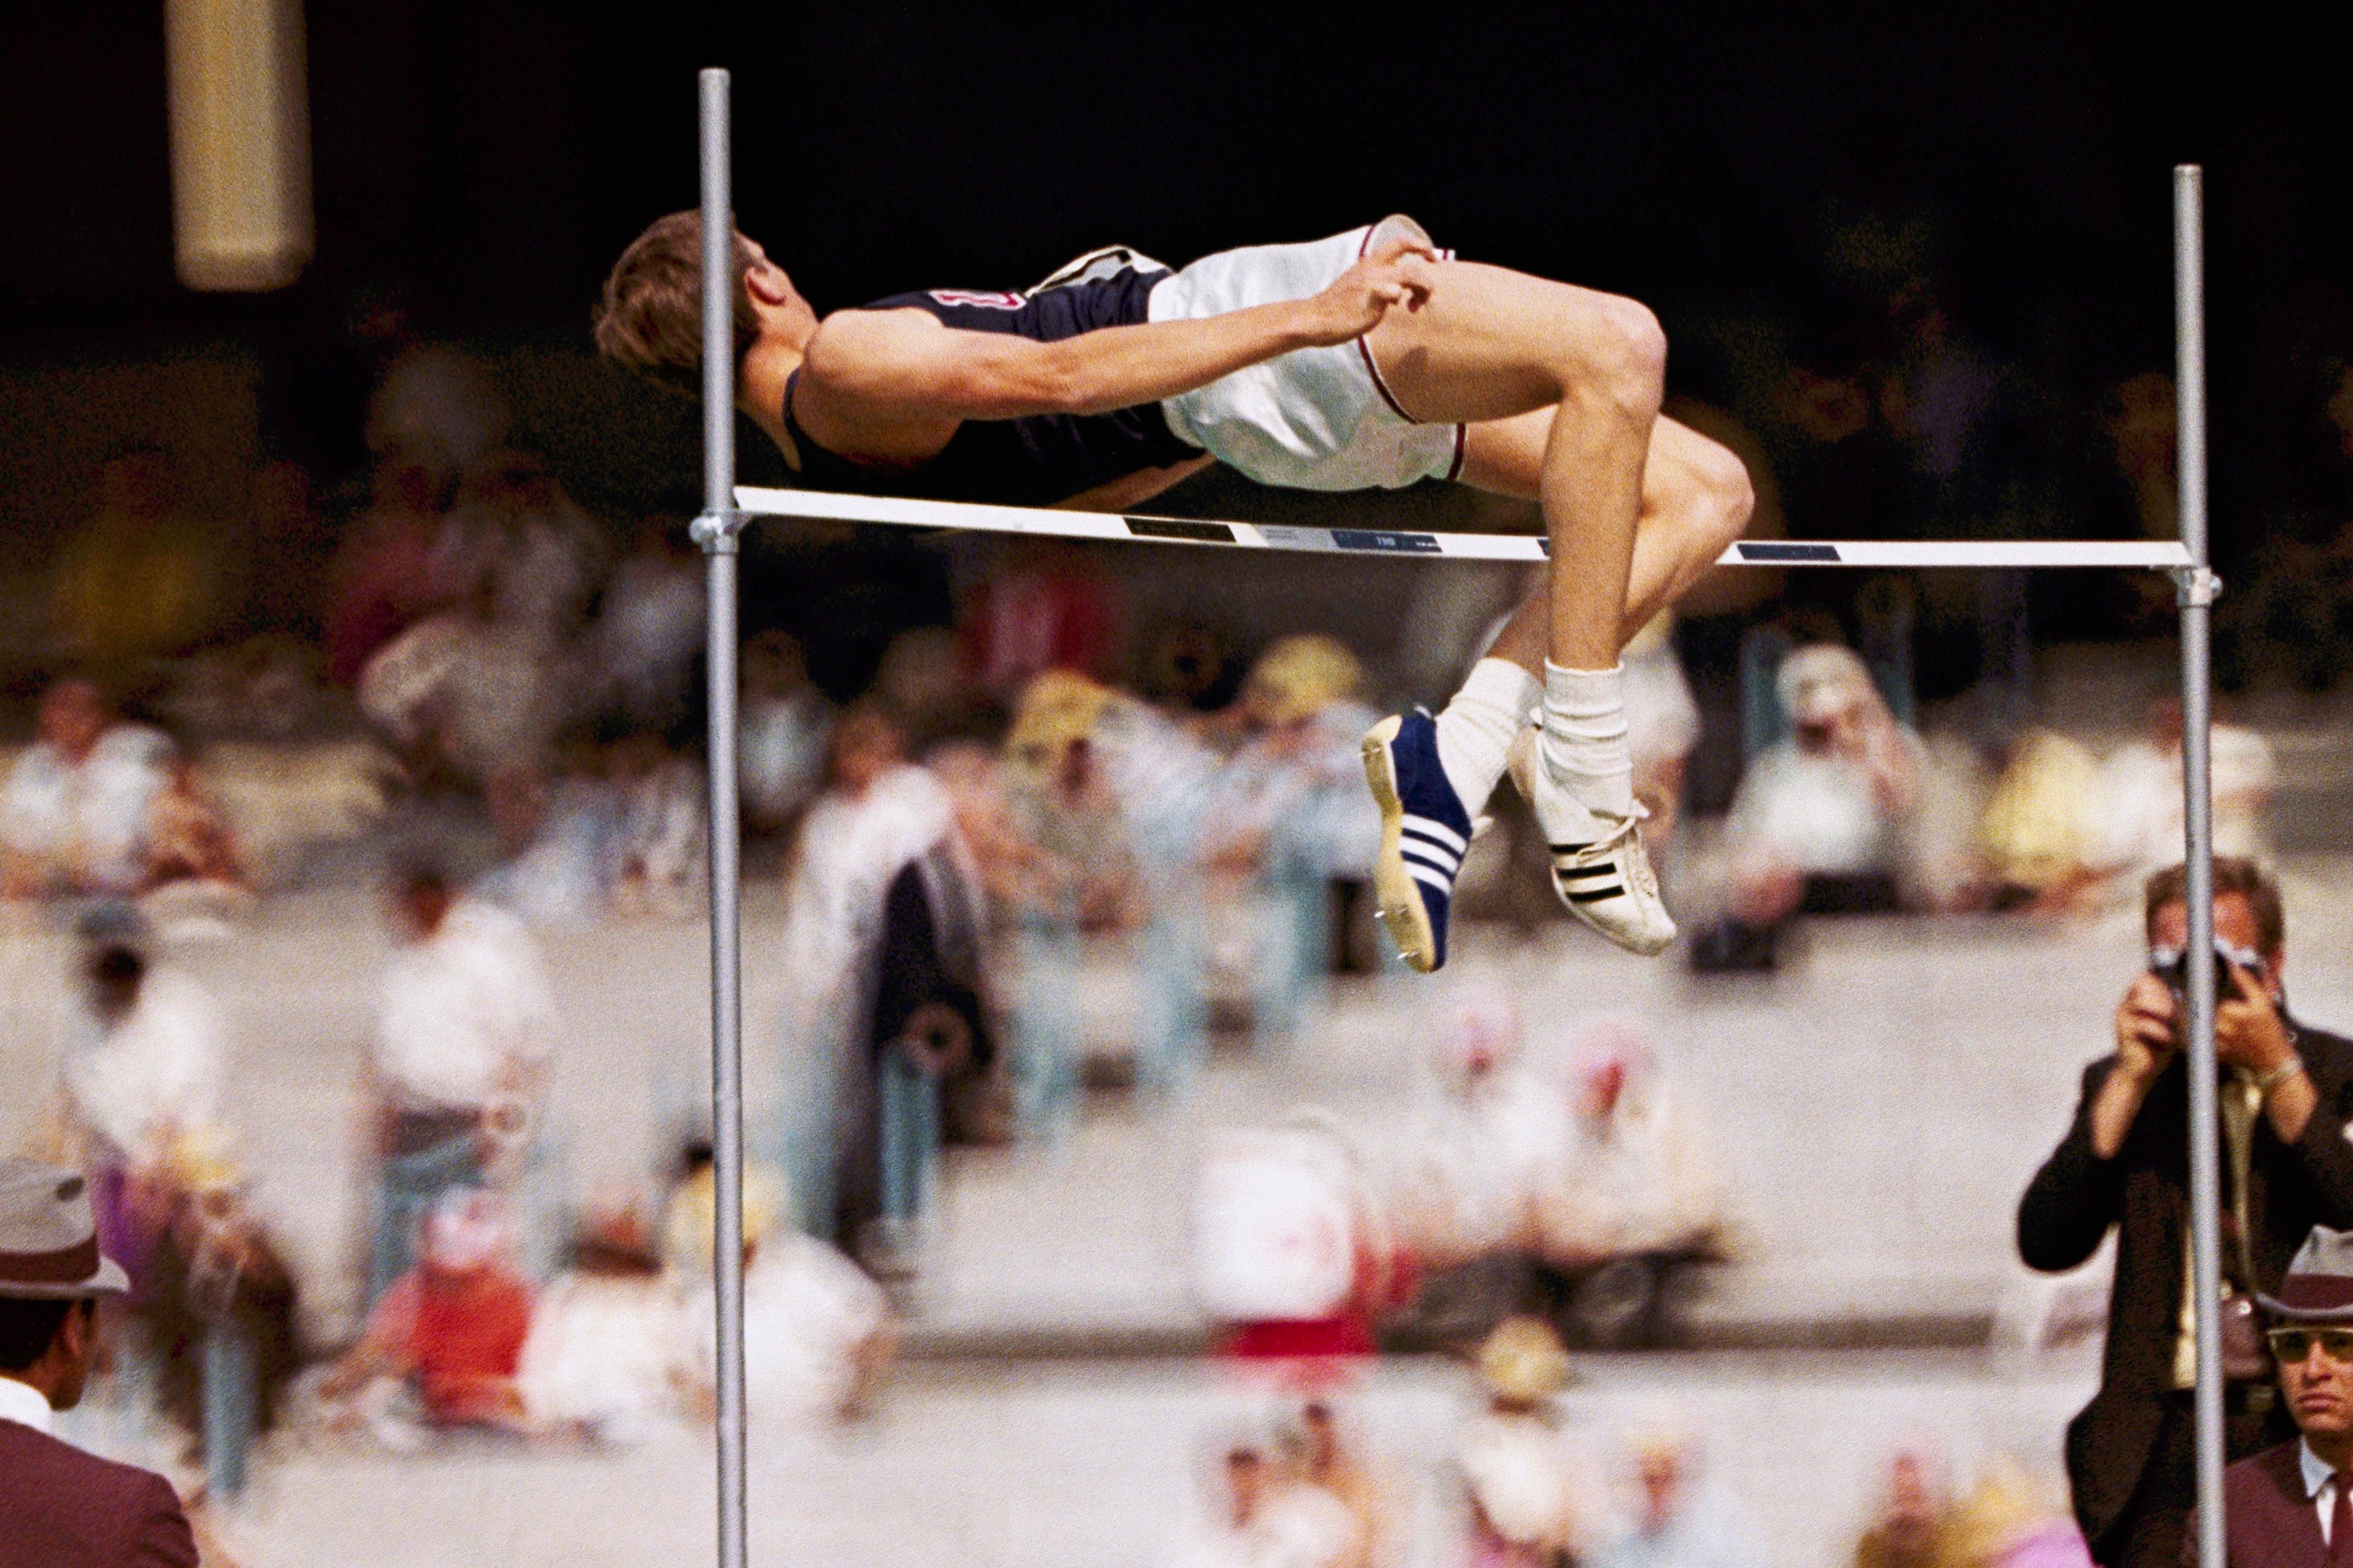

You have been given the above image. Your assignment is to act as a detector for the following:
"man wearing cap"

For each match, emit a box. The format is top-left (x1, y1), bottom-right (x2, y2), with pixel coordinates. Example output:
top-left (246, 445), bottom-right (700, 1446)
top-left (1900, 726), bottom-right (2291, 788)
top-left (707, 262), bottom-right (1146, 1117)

top-left (2019, 859), bottom-right (2353, 1567)
top-left (2193, 1225), bottom-right (2353, 1563)
top-left (0, 1156), bottom-right (199, 1568)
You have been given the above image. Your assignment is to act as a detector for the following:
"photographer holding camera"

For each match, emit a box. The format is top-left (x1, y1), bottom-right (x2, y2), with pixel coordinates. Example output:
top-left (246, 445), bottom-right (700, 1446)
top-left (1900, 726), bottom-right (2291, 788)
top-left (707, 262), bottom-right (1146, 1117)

top-left (2019, 857), bottom-right (2353, 1568)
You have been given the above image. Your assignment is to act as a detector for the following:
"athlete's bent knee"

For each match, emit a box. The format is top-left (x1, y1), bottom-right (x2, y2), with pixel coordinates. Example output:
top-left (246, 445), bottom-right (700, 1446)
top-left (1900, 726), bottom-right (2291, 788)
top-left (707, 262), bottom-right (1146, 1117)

top-left (1698, 443), bottom-right (1755, 550)
top-left (1569, 297), bottom-right (1668, 423)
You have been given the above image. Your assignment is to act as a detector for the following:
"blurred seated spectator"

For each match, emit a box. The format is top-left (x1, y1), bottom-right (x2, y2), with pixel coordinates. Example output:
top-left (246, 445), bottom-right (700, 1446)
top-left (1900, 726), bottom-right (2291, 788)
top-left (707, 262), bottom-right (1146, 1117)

top-left (1975, 731), bottom-right (2100, 913)
top-left (367, 864), bottom-right (559, 1303)
top-left (1390, 1002), bottom-right (1727, 1349)
top-left (1694, 644), bottom-right (1924, 971)
top-left (477, 754), bottom-right (616, 928)
top-left (1851, 1449), bottom-right (1950, 1568)
top-left (588, 515), bottom-right (705, 736)
top-left (2, 679), bottom-right (174, 903)
top-left (665, 1149), bottom-right (894, 1422)
top-left (1282, 1402), bottom-right (1392, 1568)
top-left (2085, 697), bottom-right (2275, 904)
top-left (1933, 1457), bottom-right (2090, 1568)
top-left (143, 752), bottom-right (247, 903)
top-left (1543, 1020), bottom-right (1732, 1288)
top-left (431, 450), bottom-right (608, 644)
top-left (514, 1201), bottom-right (681, 1445)
top-left (358, 577), bottom-right (576, 788)
top-left (1589, 1417), bottom-right (1763, 1568)
top-left (740, 630), bottom-right (833, 832)
top-left (605, 734), bottom-right (706, 921)
top-left (325, 459), bottom-right (452, 688)
top-left (51, 445), bottom-right (223, 671)
top-left (322, 1185), bottom-right (534, 1434)
top-left (195, 736), bottom-right (401, 891)
top-left (1138, 620), bottom-right (1243, 712)
top-left (1389, 991), bottom-right (1560, 1278)
top-left (1455, 1317), bottom-right (1610, 1567)
top-left (1174, 1442), bottom-right (1367, 1568)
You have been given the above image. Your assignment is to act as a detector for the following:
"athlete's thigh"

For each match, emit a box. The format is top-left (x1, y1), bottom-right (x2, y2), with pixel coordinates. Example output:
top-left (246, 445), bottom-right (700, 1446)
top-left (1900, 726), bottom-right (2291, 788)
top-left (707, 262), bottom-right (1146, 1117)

top-left (1363, 260), bottom-right (1637, 426)
top-left (1460, 407), bottom-right (1727, 512)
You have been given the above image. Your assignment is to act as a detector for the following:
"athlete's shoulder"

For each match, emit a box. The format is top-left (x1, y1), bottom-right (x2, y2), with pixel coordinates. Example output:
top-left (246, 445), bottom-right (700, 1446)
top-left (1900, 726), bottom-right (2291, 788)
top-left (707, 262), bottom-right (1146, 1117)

top-left (804, 305), bottom-right (944, 377)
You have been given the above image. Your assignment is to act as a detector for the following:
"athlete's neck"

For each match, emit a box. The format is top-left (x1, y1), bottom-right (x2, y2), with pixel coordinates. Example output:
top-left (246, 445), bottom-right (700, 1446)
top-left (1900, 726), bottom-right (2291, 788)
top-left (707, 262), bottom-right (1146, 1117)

top-left (738, 335), bottom-right (806, 471)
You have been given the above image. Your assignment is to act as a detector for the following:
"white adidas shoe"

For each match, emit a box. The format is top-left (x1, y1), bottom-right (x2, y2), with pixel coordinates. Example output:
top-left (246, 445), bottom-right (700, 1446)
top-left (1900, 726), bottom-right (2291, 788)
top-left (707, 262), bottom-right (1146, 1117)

top-left (1508, 728), bottom-right (1676, 956)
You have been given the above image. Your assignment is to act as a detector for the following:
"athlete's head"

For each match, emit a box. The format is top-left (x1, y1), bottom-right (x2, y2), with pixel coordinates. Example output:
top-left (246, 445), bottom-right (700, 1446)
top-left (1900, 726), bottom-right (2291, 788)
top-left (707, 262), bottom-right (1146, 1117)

top-left (592, 211), bottom-right (813, 391)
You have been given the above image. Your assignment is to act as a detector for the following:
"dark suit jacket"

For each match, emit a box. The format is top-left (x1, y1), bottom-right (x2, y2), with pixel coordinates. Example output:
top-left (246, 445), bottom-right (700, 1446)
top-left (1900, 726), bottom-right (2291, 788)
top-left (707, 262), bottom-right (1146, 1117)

top-left (2186, 1441), bottom-right (2332, 1567)
top-left (2018, 1021), bottom-right (2353, 1549)
top-left (0, 1415), bottom-right (199, 1568)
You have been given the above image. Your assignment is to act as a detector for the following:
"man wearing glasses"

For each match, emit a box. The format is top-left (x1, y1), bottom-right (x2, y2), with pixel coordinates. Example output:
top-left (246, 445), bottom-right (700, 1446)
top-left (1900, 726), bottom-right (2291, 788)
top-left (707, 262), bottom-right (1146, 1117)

top-left (2194, 1226), bottom-right (2353, 1562)
top-left (2019, 858), bottom-right (2353, 1568)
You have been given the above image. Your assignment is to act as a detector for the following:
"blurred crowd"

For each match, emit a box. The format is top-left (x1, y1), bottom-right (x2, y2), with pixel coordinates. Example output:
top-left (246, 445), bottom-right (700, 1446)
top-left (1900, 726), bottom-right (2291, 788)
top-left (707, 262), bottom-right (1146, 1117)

top-left (9, 204), bottom-right (2351, 1561)
top-left (1166, 1317), bottom-right (2090, 1568)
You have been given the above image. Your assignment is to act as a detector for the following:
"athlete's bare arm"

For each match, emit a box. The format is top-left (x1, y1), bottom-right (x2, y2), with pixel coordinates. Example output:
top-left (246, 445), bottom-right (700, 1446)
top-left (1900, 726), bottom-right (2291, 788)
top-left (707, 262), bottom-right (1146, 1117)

top-left (788, 236), bottom-right (1438, 467)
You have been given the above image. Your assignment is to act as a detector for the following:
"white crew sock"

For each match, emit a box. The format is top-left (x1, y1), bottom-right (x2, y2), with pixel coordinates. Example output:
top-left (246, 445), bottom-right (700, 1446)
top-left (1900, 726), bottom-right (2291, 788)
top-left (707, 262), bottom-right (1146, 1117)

top-left (1433, 658), bottom-right (1540, 816)
top-left (1539, 661), bottom-right (1634, 836)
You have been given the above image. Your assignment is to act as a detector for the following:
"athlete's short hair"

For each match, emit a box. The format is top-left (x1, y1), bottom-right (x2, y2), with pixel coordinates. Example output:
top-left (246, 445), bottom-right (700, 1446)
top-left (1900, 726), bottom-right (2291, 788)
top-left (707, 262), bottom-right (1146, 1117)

top-left (592, 211), bottom-right (760, 392)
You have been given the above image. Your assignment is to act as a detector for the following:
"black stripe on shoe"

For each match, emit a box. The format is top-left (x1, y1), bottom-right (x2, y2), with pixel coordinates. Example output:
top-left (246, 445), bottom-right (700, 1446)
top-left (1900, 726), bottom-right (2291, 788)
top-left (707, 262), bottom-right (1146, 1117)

top-left (1566, 885), bottom-right (1624, 904)
top-left (1551, 862), bottom-right (1616, 879)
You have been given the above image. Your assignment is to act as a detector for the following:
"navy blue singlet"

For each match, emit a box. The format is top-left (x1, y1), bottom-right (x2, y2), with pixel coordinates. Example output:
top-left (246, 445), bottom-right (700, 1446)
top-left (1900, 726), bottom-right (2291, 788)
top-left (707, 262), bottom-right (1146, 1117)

top-left (779, 259), bottom-right (1202, 508)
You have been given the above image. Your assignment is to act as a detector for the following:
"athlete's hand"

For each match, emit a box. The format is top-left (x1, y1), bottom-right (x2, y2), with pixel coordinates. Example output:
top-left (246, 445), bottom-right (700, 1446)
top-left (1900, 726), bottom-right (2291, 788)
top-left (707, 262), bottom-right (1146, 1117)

top-left (1297, 235), bottom-right (1440, 346)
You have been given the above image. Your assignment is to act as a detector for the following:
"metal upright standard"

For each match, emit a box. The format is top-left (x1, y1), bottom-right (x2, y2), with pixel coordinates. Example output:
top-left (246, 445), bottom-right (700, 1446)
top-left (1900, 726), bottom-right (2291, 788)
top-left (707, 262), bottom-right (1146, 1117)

top-left (685, 78), bottom-right (2225, 1561)
top-left (693, 65), bottom-right (749, 1568)
top-left (2175, 162), bottom-right (2226, 1568)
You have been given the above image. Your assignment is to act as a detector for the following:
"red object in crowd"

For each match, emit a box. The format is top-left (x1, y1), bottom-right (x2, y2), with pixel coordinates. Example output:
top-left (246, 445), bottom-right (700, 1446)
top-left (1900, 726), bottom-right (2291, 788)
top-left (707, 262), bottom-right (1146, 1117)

top-left (368, 1263), bottom-right (534, 1425)
top-left (960, 555), bottom-right (1120, 699)
top-left (1213, 1237), bottom-right (1419, 1391)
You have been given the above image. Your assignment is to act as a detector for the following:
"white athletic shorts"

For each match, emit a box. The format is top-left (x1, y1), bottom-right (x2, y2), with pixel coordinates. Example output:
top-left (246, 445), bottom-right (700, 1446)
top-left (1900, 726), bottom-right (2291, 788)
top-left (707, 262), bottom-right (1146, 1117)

top-left (1148, 216), bottom-right (1466, 491)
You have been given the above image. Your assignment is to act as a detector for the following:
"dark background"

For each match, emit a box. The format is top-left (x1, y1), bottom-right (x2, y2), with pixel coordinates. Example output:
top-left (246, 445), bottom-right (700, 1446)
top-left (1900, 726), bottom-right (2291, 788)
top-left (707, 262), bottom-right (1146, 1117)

top-left (1, 0), bottom-right (2347, 561)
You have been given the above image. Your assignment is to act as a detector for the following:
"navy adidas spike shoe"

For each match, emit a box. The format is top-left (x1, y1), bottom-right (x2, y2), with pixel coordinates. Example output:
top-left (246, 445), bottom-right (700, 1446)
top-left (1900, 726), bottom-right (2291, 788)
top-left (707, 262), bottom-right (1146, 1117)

top-left (1361, 711), bottom-right (1476, 972)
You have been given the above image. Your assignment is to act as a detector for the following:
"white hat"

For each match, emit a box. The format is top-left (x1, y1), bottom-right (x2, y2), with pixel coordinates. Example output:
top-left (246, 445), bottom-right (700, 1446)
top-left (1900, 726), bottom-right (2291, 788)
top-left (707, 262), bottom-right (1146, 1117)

top-left (0, 1158), bottom-right (131, 1300)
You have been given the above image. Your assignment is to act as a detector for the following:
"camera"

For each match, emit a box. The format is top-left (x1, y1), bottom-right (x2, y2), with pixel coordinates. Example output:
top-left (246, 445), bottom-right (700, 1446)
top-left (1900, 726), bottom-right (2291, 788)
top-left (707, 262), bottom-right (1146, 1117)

top-left (2147, 939), bottom-right (2265, 1008)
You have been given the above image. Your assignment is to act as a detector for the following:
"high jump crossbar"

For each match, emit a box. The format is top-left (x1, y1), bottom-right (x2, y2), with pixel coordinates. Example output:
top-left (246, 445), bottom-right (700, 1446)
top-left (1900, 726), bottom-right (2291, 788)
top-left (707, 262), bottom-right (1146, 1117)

top-left (692, 64), bottom-right (2223, 1567)
top-left (735, 483), bottom-right (2194, 570)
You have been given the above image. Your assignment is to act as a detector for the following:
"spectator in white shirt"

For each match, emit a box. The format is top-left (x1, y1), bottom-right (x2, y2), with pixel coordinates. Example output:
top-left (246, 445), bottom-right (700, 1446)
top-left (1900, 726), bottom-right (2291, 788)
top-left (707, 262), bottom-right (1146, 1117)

top-left (2, 680), bottom-right (174, 903)
top-left (1173, 1443), bottom-right (1368, 1568)
top-left (1724, 643), bottom-right (1923, 917)
top-left (54, 940), bottom-right (227, 1293)
top-left (60, 944), bottom-right (225, 1177)
top-left (1588, 1419), bottom-right (1765, 1568)
top-left (367, 864), bottom-right (559, 1304)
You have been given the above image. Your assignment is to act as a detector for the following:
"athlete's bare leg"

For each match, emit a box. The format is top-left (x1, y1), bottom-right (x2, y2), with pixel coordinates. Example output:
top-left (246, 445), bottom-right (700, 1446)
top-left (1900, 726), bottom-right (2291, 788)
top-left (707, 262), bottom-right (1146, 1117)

top-left (1356, 263), bottom-right (1749, 966)
top-left (1363, 262), bottom-right (1670, 668)
top-left (1468, 411), bottom-right (1756, 672)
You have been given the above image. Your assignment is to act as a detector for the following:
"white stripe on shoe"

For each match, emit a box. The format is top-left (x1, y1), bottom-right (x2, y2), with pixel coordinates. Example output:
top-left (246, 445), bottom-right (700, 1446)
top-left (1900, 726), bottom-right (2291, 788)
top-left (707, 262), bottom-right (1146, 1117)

top-left (1399, 839), bottom-right (1461, 874)
top-left (1402, 815), bottom-right (1469, 855)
